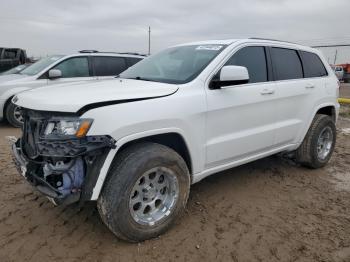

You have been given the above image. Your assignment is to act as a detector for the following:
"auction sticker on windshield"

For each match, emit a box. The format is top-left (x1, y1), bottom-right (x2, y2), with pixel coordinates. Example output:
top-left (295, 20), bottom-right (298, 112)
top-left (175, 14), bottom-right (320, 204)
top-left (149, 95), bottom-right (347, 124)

top-left (196, 45), bottom-right (223, 51)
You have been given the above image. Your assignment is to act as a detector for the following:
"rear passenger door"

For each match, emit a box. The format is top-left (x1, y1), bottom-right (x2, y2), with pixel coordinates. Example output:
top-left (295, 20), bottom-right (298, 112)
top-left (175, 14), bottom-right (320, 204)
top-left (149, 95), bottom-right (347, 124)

top-left (92, 56), bottom-right (128, 80)
top-left (270, 47), bottom-right (326, 146)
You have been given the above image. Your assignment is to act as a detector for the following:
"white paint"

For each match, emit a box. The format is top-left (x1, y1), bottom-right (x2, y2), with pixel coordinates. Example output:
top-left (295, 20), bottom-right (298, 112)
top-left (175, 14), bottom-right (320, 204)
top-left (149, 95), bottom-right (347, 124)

top-left (15, 39), bottom-right (340, 201)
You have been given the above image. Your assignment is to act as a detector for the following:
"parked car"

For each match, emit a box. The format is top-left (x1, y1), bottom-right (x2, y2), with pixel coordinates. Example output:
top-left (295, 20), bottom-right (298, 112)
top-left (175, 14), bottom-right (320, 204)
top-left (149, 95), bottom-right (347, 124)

top-left (0, 51), bottom-right (145, 127)
top-left (337, 64), bottom-right (350, 83)
top-left (332, 65), bottom-right (344, 81)
top-left (11, 38), bottom-right (339, 242)
top-left (0, 63), bottom-right (31, 75)
top-left (0, 48), bottom-right (28, 73)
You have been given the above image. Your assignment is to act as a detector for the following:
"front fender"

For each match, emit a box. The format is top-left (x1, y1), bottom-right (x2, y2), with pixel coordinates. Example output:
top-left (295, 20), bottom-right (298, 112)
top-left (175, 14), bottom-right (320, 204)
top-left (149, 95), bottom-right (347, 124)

top-left (90, 128), bottom-right (195, 200)
top-left (0, 87), bottom-right (33, 119)
top-left (0, 86), bottom-right (33, 103)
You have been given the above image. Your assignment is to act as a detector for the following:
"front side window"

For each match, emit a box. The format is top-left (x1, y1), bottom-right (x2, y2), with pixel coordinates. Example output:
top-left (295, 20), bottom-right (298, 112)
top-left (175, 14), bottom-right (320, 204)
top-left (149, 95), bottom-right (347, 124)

top-left (225, 46), bottom-right (268, 83)
top-left (120, 45), bottom-right (226, 84)
top-left (3, 49), bottom-right (17, 59)
top-left (300, 51), bottom-right (328, 78)
top-left (271, 48), bottom-right (303, 81)
top-left (53, 57), bottom-right (90, 78)
top-left (20, 55), bottom-right (64, 76)
top-left (93, 57), bottom-right (126, 76)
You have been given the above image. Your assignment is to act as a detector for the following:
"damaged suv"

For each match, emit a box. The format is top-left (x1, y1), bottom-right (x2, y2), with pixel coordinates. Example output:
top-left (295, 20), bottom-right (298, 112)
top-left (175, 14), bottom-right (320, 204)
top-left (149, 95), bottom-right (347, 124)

top-left (11, 38), bottom-right (339, 242)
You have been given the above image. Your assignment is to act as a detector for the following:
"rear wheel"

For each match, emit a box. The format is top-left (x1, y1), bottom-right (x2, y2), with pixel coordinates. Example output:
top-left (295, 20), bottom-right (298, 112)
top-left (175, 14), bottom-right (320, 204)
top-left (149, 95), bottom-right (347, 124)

top-left (97, 142), bottom-right (190, 242)
top-left (295, 114), bottom-right (336, 168)
top-left (5, 102), bottom-right (23, 128)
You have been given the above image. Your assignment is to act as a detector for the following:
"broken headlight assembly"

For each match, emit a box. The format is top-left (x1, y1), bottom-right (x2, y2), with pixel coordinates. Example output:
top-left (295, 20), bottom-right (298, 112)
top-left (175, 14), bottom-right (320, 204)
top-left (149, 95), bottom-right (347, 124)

top-left (43, 118), bottom-right (93, 139)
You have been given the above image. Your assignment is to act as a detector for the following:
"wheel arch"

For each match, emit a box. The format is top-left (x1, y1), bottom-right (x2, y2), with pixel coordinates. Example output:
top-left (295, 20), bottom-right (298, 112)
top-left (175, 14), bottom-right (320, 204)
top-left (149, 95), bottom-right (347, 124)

top-left (297, 103), bottom-right (338, 147)
top-left (1, 87), bottom-right (32, 120)
top-left (3, 95), bottom-right (14, 120)
top-left (315, 105), bottom-right (336, 122)
top-left (91, 129), bottom-right (193, 200)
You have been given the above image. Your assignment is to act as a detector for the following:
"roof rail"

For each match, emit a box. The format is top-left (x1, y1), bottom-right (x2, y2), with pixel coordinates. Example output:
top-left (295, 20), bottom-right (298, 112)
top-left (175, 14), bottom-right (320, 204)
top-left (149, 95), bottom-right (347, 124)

top-left (79, 50), bottom-right (98, 53)
top-left (249, 37), bottom-right (298, 45)
top-left (78, 50), bottom-right (147, 56)
top-left (118, 52), bottom-right (148, 57)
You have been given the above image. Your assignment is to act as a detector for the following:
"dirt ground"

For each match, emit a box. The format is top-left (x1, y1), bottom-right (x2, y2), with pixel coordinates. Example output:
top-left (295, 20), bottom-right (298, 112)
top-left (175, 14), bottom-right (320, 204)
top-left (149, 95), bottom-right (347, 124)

top-left (340, 83), bottom-right (350, 98)
top-left (1, 112), bottom-right (350, 262)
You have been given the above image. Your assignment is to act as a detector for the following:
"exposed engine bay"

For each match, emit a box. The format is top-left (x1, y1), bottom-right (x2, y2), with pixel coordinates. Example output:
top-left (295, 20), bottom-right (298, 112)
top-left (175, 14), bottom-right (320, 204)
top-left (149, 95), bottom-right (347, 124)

top-left (11, 109), bottom-right (116, 205)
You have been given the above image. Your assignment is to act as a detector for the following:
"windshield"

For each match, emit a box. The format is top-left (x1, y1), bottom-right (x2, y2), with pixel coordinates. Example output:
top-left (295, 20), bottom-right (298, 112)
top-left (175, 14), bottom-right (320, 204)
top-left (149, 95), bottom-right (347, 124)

top-left (20, 55), bottom-right (64, 76)
top-left (1, 64), bottom-right (28, 75)
top-left (120, 44), bottom-right (226, 84)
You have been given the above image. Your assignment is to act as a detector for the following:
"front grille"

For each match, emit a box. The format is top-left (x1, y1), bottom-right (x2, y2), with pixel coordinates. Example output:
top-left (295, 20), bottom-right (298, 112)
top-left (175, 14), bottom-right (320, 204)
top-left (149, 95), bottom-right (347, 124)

top-left (23, 117), bottom-right (39, 158)
top-left (21, 110), bottom-right (47, 159)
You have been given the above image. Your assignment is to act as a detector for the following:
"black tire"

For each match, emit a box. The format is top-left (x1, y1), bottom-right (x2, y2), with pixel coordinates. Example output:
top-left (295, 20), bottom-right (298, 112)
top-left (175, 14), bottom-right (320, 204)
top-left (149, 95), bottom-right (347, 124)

top-left (5, 102), bottom-right (23, 128)
top-left (97, 142), bottom-right (190, 242)
top-left (295, 114), bottom-right (336, 169)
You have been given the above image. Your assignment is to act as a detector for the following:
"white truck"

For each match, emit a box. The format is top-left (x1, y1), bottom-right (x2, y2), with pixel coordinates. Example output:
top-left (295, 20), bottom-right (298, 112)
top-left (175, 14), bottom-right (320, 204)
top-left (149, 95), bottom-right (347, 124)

top-left (11, 38), bottom-right (339, 242)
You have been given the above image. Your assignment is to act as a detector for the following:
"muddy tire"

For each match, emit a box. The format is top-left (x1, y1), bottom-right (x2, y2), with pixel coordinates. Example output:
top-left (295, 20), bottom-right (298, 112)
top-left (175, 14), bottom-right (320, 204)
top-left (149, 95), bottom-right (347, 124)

top-left (296, 114), bottom-right (336, 169)
top-left (97, 142), bottom-right (190, 242)
top-left (5, 102), bottom-right (23, 128)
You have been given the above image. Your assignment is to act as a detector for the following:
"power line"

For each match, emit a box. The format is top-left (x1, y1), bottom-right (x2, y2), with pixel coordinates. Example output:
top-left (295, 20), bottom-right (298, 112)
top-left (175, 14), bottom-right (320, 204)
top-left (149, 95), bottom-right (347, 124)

top-left (312, 44), bottom-right (350, 48)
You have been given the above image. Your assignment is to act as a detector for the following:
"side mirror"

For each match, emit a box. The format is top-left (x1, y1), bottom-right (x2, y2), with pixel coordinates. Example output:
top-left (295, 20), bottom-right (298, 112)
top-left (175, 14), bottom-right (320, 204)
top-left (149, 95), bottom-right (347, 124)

top-left (48, 69), bottom-right (62, 79)
top-left (210, 65), bottom-right (249, 89)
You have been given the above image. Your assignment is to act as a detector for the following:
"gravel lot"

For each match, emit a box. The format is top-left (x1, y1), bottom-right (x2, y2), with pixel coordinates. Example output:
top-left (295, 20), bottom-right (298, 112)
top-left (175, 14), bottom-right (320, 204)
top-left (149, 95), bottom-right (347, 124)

top-left (1, 108), bottom-right (350, 261)
top-left (340, 83), bottom-right (350, 98)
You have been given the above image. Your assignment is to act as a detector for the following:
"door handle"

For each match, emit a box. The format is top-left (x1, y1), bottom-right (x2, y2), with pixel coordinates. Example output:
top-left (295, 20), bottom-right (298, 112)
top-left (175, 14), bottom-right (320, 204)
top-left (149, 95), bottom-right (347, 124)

top-left (260, 88), bottom-right (275, 95)
top-left (305, 84), bottom-right (315, 89)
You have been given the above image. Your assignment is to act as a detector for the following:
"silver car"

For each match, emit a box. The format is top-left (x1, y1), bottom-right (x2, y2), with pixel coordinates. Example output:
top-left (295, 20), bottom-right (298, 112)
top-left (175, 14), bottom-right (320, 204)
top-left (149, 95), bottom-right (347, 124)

top-left (0, 51), bottom-right (144, 127)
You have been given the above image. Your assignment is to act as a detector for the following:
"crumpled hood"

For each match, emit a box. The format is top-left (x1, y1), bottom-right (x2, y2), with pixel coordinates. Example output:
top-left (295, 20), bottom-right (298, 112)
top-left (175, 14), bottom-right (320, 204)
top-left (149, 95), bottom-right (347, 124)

top-left (14, 78), bottom-right (178, 114)
top-left (0, 74), bottom-right (32, 84)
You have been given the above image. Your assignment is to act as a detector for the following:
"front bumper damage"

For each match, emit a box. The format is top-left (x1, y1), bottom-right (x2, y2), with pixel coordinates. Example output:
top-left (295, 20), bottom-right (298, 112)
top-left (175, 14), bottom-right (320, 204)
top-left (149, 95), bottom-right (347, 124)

top-left (11, 110), bottom-right (116, 205)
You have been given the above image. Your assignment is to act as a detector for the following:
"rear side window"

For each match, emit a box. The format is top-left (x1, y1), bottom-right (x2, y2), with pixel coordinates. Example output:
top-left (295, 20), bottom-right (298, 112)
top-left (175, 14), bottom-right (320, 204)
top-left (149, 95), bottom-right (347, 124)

top-left (225, 46), bottom-right (267, 83)
top-left (300, 51), bottom-right (328, 78)
top-left (127, 57), bottom-right (143, 67)
top-left (271, 48), bottom-right (303, 80)
top-left (93, 56), bottom-right (127, 76)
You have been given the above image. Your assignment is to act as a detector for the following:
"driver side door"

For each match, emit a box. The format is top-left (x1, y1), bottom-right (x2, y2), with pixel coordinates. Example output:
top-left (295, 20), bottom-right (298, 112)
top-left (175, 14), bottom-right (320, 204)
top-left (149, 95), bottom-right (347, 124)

top-left (205, 46), bottom-right (278, 168)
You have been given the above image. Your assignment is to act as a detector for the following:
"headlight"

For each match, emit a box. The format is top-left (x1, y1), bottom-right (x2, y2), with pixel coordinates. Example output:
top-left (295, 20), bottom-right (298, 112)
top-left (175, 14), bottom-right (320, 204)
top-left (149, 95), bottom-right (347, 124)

top-left (43, 118), bottom-right (93, 138)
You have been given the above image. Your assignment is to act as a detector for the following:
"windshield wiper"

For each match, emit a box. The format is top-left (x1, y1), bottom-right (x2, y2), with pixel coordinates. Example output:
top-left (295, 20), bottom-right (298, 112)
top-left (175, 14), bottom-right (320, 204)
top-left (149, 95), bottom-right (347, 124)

top-left (126, 76), bottom-right (154, 82)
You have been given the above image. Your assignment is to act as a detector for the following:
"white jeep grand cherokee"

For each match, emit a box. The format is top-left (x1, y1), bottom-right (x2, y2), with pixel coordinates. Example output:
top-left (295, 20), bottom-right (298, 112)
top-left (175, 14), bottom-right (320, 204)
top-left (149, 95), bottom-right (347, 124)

top-left (11, 38), bottom-right (339, 242)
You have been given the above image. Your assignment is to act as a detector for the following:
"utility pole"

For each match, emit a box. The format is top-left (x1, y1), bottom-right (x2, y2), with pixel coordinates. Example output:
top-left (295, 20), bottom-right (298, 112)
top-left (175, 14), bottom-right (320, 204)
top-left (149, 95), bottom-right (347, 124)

top-left (148, 26), bottom-right (151, 56)
top-left (334, 49), bottom-right (338, 65)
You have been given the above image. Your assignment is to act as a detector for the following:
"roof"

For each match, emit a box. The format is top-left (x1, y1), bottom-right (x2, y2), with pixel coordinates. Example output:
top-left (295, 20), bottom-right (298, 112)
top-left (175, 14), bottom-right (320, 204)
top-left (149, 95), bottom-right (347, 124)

top-left (174, 38), bottom-right (316, 52)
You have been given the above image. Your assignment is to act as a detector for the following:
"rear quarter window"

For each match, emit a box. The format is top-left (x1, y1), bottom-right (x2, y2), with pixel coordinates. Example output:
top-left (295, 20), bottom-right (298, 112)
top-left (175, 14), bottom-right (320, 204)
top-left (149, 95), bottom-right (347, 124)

top-left (300, 51), bottom-right (328, 78)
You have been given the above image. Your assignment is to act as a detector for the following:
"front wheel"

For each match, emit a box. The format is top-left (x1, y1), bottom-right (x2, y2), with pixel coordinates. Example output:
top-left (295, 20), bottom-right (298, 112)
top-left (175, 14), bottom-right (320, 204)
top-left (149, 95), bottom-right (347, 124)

top-left (5, 102), bottom-right (23, 128)
top-left (295, 114), bottom-right (336, 169)
top-left (97, 142), bottom-right (190, 242)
